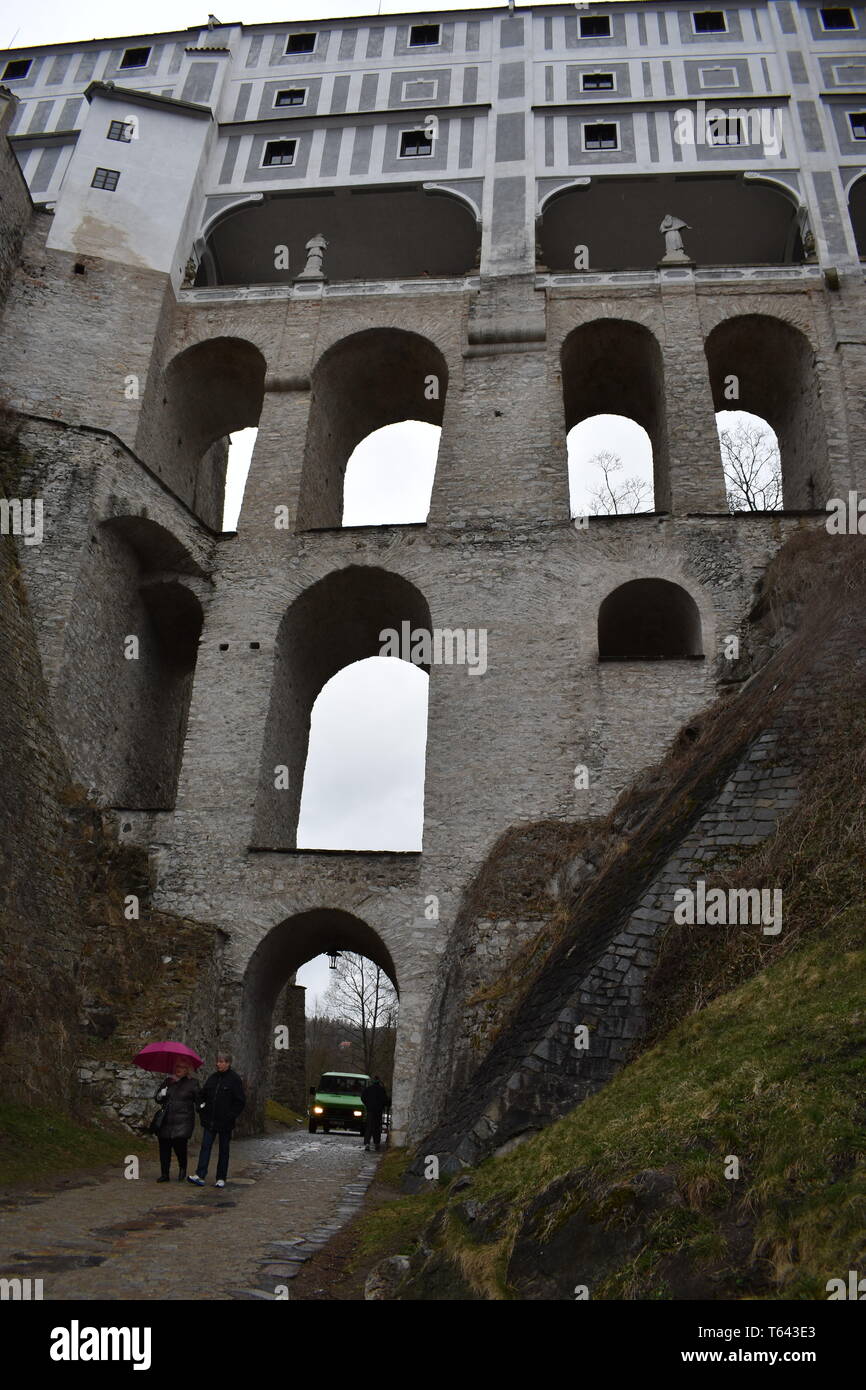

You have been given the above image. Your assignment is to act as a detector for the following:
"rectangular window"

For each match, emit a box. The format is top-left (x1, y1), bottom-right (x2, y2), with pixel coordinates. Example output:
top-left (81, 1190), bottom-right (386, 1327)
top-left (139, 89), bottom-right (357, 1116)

top-left (699, 65), bottom-right (738, 88)
top-left (820, 7), bottom-right (856, 29)
top-left (849, 111), bottom-right (866, 139)
top-left (285, 33), bottom-right (316, 54)
top-left (402, 77), bottom-right (439, 102)
top-left (2, 58), bottom-right (32, 80)
top-left (107, 119), bottom-right (133, 142)
top-left (692, 11), bottom-right (727, 32)
top-left (409, 24), bottom-right (440, 47)
top-left (274, 88), bottom-right (306, 107)
top-left (580, 15), bottom-right (611, 38)
top-left (120, 47), bottom-right (150, 69)
top-left (581, 72), bottom-right (615, 91)
top-left (708, 115), bottom-right (743, 144)
top-left (263, 139), bottom-right (297, 166)
top-left (399, 128), bottom-right (433, 157)
top-left (91, 167), bottom-right (120, 190)
top-left (834, 64), bottom-right (866, 84)
top-left (583, 121), bottom-right (618, 150)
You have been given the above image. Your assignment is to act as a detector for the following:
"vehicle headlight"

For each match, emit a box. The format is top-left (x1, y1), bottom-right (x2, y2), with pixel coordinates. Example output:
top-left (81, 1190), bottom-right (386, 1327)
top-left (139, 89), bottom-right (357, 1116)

top-left (313, 1106), bottom-right (324, 1114)
top-left (353, 1110), bottom-right (363, 1117)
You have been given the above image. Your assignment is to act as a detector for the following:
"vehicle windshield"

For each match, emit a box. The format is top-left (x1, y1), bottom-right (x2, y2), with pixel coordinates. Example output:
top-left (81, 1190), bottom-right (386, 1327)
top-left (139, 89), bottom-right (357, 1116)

top-left (318, 1075), bottom-right (366, 1095)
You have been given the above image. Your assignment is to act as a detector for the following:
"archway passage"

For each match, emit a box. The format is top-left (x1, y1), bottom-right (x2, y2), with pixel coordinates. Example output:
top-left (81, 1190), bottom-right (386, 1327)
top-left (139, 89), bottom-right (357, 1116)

top-left (238, 909), bottom-right (399, 1132)
top-left (561, 321), bottom-right (670, 511)
top-left (252, 566), bottom-right (432, 849)
top-left (598, 579), bottom-right (703, 660)
top-left (138, 337), bottom-right (266, 531)
top-left (299, 329), bottom-right (448, 530)
top-left (196, 187), bottom-right (480, 286)
top-left (58, 517), bottom-right (205, 808)
top-left (704, 315), bottom-right (827, 510)
top-left (567, 415), bottom-right (654, 516)
top-left (539, 174), bottom-right (803, 271)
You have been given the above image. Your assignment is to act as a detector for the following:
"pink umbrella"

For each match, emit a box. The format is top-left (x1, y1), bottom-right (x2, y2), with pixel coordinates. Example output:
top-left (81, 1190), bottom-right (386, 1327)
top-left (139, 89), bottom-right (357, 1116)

top-left (132, 1041), bottom-right (203, 1074)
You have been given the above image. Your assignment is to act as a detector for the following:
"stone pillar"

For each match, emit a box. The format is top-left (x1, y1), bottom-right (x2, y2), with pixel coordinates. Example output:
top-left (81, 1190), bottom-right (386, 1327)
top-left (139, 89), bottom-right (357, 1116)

top-left (659, 275), bottom-right (728, 513)
top-left (268, 981), bottom-right (307, 1114)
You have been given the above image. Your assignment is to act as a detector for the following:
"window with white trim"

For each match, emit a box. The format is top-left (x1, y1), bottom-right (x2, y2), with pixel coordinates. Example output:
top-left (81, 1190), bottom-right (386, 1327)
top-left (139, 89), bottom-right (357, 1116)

top-left (120, 47), bottom-right (150, 69)
top-left (399, 128), bottom-right (433, 157)
top-left (409, 24), bottom-right (440, 47)
top-left (285, 33), bottom-right (316, 54)
top-left (699, 65), bottom-right (739, 88)
top-left (402, 77), bottom-right (439, 102)
top-left (833, 64), bottom-right (866, 84)
top-left (581, 72), bottom-right (615, 91)
top-left (3, 58), bottom-right (32, 80)
top-left (692, 11), bottom-right (727, 33)
top-left (583, 121), bottom-right (618, 150)
top-left (275, 88), bottom-right (306, 107)
top-left (263, 139), bottom-right (297, 166)
top-left (820, 8), bottom-right (856, 30)
top-left (580, 15), bottom-right (611, 38)
top-left (849, 111), bottom-right (866, 139)
top-left (708, 115), bottom-right (744, 145)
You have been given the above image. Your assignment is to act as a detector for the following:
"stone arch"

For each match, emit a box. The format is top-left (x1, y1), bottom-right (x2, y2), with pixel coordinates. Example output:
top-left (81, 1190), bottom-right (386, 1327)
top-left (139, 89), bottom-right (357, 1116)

top-left (138, 337), bottom-right (266, 530)
top-left (237, 908), bottom-right (399, 1130)
top-left (598, 578), bottom-right (703, 660)
top-left (846, 170), bottom-right (866, 258)
top-left (298, 328), bottom-right (449, 530)
top-left (252, 566), bottom-right (432, 849)
top-left (704, 314), bottom-right (828, 509)
top-left (561, 320), bottom-right (670, 511)
top-left (57, 516), bottom-right (205, 808)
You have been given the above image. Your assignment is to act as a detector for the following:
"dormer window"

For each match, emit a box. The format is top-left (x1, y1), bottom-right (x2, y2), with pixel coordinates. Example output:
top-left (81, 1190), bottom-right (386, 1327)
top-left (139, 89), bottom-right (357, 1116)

top-left (120, 47), bottom-right (151, 69)
top-left (580, 15), bottom-right (611, 38)
top-left (692, 11), bottom-right (727, 33)
top-left (285, 33), bottom-right (316, 54)
top-left (820, 7), bottom-right (856, 29)
top-left (409, 24), bottom-right (441, 47)
top-left (2, 57), bottom-right (32, 80)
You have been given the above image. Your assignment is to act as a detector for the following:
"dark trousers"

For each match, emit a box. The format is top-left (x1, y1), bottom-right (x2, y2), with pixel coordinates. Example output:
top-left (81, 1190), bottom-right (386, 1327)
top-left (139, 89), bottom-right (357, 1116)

top-left (196, 1127), bottom-right (232, 1181)
top-left (158, 1136), bottom-right (188, 1177)
top-left (364, 1110), bottom-right (384, 1148)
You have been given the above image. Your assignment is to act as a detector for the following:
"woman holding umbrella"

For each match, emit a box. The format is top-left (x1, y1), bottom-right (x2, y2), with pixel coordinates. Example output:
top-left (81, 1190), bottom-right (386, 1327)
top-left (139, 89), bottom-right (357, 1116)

top-left (134, 1042), bottom-right (203, 1183)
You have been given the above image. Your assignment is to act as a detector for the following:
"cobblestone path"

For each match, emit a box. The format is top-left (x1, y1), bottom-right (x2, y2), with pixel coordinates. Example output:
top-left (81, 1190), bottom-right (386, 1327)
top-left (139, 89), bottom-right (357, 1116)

top-left (0, 1130), bottom-right (379, 1301)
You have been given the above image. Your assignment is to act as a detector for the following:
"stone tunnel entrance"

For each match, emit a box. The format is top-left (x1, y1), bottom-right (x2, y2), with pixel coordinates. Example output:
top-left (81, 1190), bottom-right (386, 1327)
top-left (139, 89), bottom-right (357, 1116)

top-left (235, 909), bottom-right (399, 1136)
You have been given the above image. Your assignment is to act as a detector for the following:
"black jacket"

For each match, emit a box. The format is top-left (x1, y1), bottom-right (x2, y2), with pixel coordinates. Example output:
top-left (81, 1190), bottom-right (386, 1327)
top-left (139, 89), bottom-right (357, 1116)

top-left (154, 1076), bottom-right (200, 1140)
top-left (361, 1081), bottom-right (389, 1115)
top-left (198, 1069), bottom-right (246, 1132)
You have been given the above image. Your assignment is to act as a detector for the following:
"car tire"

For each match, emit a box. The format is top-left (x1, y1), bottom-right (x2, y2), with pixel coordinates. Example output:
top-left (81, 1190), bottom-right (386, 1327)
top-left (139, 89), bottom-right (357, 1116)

top-left (323, 1124), bottom-right (330, 1134)
top-left (308, 1120), bottom-right (317, 1133)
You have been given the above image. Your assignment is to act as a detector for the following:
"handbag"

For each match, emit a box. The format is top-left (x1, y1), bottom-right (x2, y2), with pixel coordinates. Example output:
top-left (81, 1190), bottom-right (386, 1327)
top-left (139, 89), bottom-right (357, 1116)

top-left (148, 1104), bottom-right (167, 1136)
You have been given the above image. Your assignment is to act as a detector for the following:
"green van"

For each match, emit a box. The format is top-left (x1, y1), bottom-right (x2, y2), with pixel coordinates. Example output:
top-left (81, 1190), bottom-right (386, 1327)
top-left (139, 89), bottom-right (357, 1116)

top-left (308, 1071), bottom-right (370, 1134)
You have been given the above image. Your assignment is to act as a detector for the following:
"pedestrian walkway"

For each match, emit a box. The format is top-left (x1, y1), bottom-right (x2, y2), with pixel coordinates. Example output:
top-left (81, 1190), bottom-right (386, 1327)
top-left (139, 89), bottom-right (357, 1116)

top-left (0, 1131), bottom-right (378, 1301)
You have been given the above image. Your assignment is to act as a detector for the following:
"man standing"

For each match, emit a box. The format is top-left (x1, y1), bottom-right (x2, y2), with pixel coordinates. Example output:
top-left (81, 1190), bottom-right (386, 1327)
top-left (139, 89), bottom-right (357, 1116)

top-left (360, 1076), bottom-right (389, 1152)
top-left (187, 1052), bottom-right (246, 1188)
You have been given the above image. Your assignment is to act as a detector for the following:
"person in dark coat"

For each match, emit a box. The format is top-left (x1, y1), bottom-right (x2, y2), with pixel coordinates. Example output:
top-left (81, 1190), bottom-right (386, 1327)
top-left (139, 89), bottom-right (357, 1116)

top-left (187, 1052), bottom-right (245, 1187)
top-left (154, 1060), bottom-right (200, 1182)
top-left (360, 1076), bottom-right (389, 1152)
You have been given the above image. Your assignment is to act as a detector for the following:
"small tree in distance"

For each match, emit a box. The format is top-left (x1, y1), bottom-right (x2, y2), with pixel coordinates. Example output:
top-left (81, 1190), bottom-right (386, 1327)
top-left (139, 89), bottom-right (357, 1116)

top-left (719, 418), bottom-right (782, 512)
top-left (323, 952), bottom-right (398, 1084)
top-left (586, 450), bottom-right (653, 515)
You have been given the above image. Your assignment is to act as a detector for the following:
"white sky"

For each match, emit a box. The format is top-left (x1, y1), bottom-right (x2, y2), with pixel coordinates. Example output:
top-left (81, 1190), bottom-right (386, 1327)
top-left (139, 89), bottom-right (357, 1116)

top-left (4, 1), bottom-right (633, 51)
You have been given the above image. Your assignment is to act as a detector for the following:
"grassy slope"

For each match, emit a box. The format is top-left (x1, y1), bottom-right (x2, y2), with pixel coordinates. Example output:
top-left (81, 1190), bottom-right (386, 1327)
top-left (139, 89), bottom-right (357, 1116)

top-left (0, 1103), bottom-right (150, 1186)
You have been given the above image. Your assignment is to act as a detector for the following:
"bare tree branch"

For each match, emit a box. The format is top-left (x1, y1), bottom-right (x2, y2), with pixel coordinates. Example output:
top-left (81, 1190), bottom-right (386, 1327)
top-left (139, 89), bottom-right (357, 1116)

top-left (585, 450), bottom-right (653, 515)
top-left (719, 419), bottom-right (782, 512)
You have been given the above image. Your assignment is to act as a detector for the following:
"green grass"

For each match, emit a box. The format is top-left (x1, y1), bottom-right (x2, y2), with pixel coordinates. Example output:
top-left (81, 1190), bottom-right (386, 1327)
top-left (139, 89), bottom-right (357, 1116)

top-left (413, 926), bottom-right (866, 1298)
top-left (265, 1099), bottom-right (305, 1127)
top-left (0, 1103), bottom-right (150, 1187)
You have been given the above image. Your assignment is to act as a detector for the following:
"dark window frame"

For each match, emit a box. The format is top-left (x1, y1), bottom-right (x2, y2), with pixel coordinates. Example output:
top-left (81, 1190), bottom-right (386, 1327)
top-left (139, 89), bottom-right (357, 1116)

top-left (409, 23), bottom-right (441, 47)
top-left (580, 15), bottom-right (612, 38)
top-left (399, 128), bottom-right (434, 157)
top-left (285, 33), bottom-right (316, 54)
top-left (2, 58), bottom-right (32, 80)
top-left (262, 138), bottom-right (298, 167)
top-left (583, 121), bottom-right (619, 151)
top-left (708, 115), bottom-right (744, 145)
top-left (582, 71), bottom-right (615, 91)
top-left (820, 7), bottom-right (856, 30)
top-left (107, 119), bottom-right (133, 142)
top-left (692, 10), bottom-right (728, 33)
top-left (119, 46), bottom-right (151, 69)
top-left (274, 87), bottom-right (307, 107)
top-left (91, 167), bottom-right (121, 191)
top-left (849, 111), bottom-right (866, 138)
